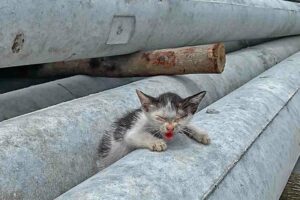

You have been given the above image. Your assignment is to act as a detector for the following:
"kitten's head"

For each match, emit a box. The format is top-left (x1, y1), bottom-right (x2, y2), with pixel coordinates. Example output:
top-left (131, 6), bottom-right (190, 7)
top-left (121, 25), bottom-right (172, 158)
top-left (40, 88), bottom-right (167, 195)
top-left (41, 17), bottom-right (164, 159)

top-left (136, 90), bottom-right (206, 137)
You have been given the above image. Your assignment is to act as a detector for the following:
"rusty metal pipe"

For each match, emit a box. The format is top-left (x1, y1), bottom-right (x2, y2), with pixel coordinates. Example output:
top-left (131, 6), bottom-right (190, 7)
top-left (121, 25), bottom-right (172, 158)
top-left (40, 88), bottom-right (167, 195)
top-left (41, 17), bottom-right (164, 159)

top-left (24, 44), bottom-right (225, 77)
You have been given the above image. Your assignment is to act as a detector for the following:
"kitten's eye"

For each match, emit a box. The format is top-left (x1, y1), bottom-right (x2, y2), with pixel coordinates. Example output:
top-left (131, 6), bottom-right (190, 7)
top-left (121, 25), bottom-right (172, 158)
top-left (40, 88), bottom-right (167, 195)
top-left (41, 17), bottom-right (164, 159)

top-left (175, 114), bottom-right (187, 121)
top-left (156, 116), bottom-right (166, 122)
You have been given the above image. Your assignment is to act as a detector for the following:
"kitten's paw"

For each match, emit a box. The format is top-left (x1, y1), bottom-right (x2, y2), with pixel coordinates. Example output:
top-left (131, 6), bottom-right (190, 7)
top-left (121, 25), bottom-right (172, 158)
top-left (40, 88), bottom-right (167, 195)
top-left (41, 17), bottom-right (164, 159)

top-left (194, 133), bottom-right (211, 145)
top-left (200, 134), bottom-right (211, 145)
top-left (150, 140), bottom-right (167, 152)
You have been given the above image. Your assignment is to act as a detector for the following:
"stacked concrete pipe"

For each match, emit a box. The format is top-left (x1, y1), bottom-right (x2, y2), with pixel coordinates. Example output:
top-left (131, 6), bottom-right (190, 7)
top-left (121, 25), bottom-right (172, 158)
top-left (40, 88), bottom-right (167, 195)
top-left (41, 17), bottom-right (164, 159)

top-left (224, 38), bottom-right (274, 53)
top-left (0, 37), bottom-right (299, 123)
top-left (0, 78), bottom-right (57, 94)
top-left (0, 37), bottom-right (277, 122)
top-left (1, 0), bottom-right (300, 68)
top-left (0, 76), bottom-right (141, 122)
top-left (0, 36), bottom-right (300, 200)
top-left (56, 51), bottom-right (300, 200)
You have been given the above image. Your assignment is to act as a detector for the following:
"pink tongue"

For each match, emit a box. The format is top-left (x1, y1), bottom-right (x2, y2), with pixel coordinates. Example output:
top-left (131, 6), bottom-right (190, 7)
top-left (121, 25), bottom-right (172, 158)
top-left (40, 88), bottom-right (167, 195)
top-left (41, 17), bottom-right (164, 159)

top-left (165, 131), bottom-right (174, 141)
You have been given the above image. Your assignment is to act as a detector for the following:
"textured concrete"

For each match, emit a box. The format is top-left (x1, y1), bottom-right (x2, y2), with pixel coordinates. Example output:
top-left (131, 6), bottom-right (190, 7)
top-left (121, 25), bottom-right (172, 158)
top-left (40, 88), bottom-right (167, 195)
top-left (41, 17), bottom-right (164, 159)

top-left (0, 37), bottom-right (300, 200)
top-left (224, 38), bottom-right (274, 53)
top-left (0, 76), bottom-right (140, 122)
top-left (56, 52), bottom-right (300, 200)
top-left (1, 37), bottom-right (300, 122)
top-left (208, 91), bottom-right (300, 200)
top-left (1, 0), bottom-right (300, 68)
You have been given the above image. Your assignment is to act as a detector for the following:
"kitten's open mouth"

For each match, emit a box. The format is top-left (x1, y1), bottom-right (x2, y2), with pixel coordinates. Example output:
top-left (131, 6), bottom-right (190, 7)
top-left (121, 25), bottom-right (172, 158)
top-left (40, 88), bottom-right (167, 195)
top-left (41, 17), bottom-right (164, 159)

top-left (164, 131), bottom-right (174, 141)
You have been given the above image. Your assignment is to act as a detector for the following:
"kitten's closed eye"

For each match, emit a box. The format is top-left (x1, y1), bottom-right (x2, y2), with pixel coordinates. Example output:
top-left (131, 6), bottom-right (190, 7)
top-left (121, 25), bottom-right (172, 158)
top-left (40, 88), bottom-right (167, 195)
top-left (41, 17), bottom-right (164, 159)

top-left (175, 114), bottom-right (188, 122)
top-left (155, 115), bottom-right (167, 122)
top-left (156, 114), bottom-right (187, 123)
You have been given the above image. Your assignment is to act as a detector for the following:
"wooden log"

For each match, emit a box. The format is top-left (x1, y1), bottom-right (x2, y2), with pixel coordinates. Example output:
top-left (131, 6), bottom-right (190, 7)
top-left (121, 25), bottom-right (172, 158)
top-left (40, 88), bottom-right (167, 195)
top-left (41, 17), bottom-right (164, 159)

top-left (25, 43), bottom-right (225, 77)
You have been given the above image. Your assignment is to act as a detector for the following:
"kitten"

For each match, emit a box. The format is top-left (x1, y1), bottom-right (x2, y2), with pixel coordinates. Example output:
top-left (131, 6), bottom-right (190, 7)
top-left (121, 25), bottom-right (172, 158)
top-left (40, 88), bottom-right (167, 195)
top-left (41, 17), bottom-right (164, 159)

top-left (97, 90), bottom-right (210, 170)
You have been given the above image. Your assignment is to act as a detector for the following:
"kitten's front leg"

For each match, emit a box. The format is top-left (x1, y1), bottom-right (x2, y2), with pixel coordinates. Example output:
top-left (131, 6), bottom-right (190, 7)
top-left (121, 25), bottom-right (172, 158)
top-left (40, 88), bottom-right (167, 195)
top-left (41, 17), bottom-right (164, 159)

top-left (182, 125), bottom-right (211, 145)
top-left (125, 131), bottom-right (167, 152)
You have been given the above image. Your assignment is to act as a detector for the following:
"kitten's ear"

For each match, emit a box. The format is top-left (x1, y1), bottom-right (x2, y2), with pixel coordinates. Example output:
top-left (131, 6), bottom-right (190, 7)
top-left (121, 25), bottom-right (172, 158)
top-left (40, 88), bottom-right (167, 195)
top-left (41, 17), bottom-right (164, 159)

top-left (136, 90), bottom-right (156, 112)
top-left (181, 91), bottom-right (206, 114)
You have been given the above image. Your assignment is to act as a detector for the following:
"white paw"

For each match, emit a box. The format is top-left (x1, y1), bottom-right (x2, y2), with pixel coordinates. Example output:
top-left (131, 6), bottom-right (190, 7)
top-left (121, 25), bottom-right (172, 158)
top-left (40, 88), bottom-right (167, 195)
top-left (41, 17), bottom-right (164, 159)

top-left (194, 133), bottom-right (211, 145)
top-left (149, 140), bottom-right (167, 152)
top-left (200, 134), bottom-right (211, 145)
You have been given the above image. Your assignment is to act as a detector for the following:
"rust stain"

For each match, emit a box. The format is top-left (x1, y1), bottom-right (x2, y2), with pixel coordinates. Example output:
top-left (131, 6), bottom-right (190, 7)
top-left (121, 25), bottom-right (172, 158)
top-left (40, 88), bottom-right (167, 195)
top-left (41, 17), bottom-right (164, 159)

top-left (181, 47), bottom-right (196, 54)
top-left (142, 52), bottom-right (151, 62)
top-left (151, 51), bottom-right (176, 67)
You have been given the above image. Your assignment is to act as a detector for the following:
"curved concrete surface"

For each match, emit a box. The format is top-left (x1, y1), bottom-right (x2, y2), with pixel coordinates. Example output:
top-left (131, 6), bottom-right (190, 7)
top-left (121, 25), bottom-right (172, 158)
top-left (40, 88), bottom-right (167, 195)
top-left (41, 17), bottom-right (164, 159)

top-left (0, 37), bottom-right (300, 200)
top-left (1, 0), bottom-right (300, 68)
top-left (56, 52), bottom-right (300, 200)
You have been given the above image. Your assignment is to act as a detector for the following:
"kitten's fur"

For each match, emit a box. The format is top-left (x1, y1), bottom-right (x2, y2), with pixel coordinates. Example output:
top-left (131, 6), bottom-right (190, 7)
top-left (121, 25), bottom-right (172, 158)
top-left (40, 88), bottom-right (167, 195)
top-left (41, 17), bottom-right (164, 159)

top-left (97, 90), bottom-right (210, 170)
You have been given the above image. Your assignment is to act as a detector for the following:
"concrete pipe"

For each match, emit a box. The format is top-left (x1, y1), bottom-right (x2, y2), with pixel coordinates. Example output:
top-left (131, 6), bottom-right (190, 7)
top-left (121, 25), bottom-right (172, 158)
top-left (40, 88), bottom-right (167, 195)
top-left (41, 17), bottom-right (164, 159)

top-left (0, 78), bottom-right (56, 94)
top-left (0, 37), bottom-right (300, 123)
top-left (0, 76), bottom-right (141, 122)
top-left (1, 0), bottom-right (300, 68)
top-left (224, 38), bottom-right (274, 53)
top-left (0, 37), bottom-right (300, 200)
top-left (56, 52), bottom-right (300, 200)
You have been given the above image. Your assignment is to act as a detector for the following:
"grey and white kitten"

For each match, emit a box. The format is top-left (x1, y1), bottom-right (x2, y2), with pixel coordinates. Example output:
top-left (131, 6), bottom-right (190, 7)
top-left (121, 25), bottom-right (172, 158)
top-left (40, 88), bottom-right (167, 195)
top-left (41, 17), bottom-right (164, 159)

top-left (97, 90), bottom-right (210, 170)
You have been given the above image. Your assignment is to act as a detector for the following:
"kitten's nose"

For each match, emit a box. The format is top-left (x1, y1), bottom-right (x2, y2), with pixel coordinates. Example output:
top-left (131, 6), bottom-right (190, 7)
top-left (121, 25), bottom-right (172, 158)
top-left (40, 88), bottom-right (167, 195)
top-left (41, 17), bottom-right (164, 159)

top-left (166, 124), bottom-right (174, 132)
